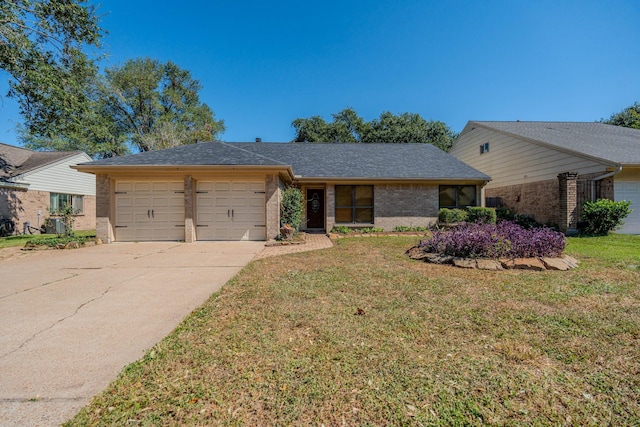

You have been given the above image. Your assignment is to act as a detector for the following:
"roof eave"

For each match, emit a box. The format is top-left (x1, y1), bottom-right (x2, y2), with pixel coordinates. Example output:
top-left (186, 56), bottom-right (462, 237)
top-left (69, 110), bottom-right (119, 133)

top-left (293, 176), bottom-right (491, 183)
top-left (71, 164), bottom-right (295, 180)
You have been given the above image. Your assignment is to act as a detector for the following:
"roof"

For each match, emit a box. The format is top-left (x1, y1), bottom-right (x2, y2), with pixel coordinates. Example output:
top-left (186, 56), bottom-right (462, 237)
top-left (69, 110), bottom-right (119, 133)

top-left (0, 142), bottom-right (84, 180)
top-left (463, 121), bottom-right (640, 165)
top-left (79, 142), bottom-right (490, 181)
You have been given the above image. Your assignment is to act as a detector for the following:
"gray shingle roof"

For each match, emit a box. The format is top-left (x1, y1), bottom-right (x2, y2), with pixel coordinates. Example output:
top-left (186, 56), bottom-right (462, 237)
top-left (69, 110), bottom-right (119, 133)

top-left (0, 142), bottom-right (82, 179)
top-left (469, 121), bottom-right (640, 164)
top-left (81, 142), bottom-right (490, 181)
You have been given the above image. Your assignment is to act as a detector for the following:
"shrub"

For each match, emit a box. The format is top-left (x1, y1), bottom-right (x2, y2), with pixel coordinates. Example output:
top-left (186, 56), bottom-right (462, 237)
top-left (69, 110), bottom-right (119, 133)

top-left (360, 227), bottom-right (384, 233)
top-left (580, 199), bottom-right (632, 235)
top-left (438, 208), bottom-right (468, 224)
top-left (280, 186), bottom-right (304, 230)
top-left (496, 208), bottom-right (544, 229)
top-left (467, 207), bottom-right (497, 224)
top-left (331, 225), bottom-right (352, 234)
top-left (419, 221), bottom-right (565, 259)
top-left (393, 225), bottom-right (429, 232)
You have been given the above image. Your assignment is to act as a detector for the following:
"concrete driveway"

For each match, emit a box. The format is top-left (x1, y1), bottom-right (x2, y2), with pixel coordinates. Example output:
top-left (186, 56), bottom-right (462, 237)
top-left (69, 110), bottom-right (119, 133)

top-left (0, 241), bottom-right (264, 426)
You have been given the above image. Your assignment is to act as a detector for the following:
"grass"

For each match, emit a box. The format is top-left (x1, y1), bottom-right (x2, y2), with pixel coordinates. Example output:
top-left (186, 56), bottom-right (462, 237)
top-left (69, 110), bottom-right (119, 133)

top-left (0, 230), bottom-right (96, 249)
top-left (67, 234), bottom-right (640, 426)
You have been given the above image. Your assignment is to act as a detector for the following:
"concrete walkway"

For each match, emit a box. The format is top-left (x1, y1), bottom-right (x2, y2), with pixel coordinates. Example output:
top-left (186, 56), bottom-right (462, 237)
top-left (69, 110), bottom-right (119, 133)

top-left (0, 241), bottom-right (264, 426)
top-left (253, 233), bottom-right (333, 260)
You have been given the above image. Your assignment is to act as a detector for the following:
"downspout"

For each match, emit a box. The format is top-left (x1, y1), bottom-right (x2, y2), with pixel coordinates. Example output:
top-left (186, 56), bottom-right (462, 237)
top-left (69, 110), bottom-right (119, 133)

top-left (590, 164), bottom-right (622, 200)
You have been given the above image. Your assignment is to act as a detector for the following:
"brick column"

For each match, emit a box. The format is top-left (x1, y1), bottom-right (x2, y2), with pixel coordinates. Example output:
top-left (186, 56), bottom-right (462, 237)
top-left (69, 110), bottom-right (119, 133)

top-left (325, 184), bottom-right (335, 232)
top-left (184, 175), bottom-right (196, 243)
top-left (558, 172), bottom-right (579, 235)
top-left (95, 174), bottom-right (114, 243)
top-left (265, 174), bottom-right (280, 240)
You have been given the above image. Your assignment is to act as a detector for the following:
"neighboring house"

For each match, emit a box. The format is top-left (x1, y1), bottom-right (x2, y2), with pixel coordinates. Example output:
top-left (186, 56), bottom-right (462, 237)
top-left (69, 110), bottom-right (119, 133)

top-left (73, 142), bottom-right (490, 243)
top-left (0, 143), bottom-right (96, 232)
top-left (449, 121), bottom-right (640, 234)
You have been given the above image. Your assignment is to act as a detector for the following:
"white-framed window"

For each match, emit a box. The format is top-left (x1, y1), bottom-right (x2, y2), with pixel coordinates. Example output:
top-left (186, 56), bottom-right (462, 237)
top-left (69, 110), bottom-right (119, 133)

top-left (50, 193), bottom-right (84, 214)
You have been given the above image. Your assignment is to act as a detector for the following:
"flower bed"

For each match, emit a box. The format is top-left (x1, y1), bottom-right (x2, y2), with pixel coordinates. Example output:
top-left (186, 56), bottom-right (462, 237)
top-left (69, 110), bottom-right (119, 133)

top-left (418, 221), bottom-right (565, 259)
top-left (409, 221), bottom-right (575, 271)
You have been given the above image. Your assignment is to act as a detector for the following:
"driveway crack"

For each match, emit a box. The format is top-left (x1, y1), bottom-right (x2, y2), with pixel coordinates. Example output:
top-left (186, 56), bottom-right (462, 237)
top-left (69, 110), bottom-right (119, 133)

top-left (0, 286), bottom-right (112, 360)
top-left (0, 273), bottom-right (80, 301)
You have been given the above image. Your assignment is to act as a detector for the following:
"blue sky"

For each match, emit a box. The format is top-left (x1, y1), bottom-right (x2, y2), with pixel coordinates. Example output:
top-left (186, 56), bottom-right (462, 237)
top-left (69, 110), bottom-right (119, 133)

top-left (1, 0), bottom-right (639, 146)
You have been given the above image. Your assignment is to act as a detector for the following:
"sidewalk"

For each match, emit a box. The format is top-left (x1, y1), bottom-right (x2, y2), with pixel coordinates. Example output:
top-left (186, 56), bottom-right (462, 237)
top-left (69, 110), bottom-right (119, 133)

top-left (254, 233), bottom-right (333, 260)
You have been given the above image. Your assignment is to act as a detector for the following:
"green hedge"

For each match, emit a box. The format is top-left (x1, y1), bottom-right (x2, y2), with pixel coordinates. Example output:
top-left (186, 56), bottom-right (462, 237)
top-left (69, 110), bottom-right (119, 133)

top-left (467, 207), bottom-right (497, 224)
top-left (438, 208), bottom-right (468, 224)
top-left (580, 199), bottom-right (632, 235)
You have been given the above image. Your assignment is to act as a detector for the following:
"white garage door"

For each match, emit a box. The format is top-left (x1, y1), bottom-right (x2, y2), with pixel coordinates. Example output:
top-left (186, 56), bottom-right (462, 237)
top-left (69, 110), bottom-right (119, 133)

top-left (196, 181), bottom-right (266, 240)
top-left (114, 181), bottom-right (185, 241)
top-left (615, 180), bottom-right (640, 234)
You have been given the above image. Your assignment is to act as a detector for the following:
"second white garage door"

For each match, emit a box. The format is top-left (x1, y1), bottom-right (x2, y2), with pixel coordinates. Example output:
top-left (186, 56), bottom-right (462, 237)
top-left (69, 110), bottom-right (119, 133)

top-left (196, 181), bottom-right (266, 240)
top-left (615, 180), bottom-right (640, 234)
top-left (114, 181), bottom-right (185, 241)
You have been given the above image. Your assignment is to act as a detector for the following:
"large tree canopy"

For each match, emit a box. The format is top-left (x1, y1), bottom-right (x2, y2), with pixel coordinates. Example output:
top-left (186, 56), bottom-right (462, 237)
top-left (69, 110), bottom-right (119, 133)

top-left (603, 102), bottom-right (640, 130)
top-left (24, 57), bottom-right (225, 157)
top-left (1, 0), bottom-right (103, 140)
top-left (101, 58), bottom-right (225, 152)
top-left (292, 108), bottom-right (457, 151)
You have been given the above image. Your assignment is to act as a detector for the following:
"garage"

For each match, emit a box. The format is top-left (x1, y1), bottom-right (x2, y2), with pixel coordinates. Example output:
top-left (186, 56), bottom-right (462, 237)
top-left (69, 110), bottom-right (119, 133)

top-left (196, 181), bottom-right (266, 241)
top-left (615, 180), bottom-right (640, 234)
top-left (114, 181), bottom-right (185, 241)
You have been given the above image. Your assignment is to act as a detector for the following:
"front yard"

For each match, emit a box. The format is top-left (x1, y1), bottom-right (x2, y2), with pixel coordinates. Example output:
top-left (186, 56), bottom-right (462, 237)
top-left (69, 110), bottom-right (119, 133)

top-left (67, 235), bottom-right (640, 426)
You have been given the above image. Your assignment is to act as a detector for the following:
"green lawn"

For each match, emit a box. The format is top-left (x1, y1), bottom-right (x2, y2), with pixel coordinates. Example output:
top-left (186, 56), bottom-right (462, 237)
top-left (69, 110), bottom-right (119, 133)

top-left (67, 234), bottom-right (640, 426)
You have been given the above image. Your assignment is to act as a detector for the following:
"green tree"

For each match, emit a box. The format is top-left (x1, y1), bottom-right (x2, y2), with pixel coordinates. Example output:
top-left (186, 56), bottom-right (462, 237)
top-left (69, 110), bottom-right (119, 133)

top-left (102, 58), bottom-right (225, 152)
top-left (1, 0), bottom-right (103, 142)
top-left (603, 102), bottom-right (640, 130)
top-left (362, 112), bottom-right (456, 151)
top-left (292, 108), bottom-right (457, 151)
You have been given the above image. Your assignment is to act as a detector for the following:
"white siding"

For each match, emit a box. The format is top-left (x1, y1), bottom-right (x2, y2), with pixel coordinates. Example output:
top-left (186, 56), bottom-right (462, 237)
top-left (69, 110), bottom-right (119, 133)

top-left (16, 153), bottom-right (95, 195)
top-left (450, 127), bottom-right (609, 189)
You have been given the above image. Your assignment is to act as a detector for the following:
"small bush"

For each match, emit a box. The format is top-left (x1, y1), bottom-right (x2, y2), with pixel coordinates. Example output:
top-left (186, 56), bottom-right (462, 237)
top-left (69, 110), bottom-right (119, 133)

top-left (496, 208), bottom-right (544, 229)
top-left (360, 227), bottom-right (384, 233)
top-left (438, 208), bottom-right (468, 224)
top-left (331, 225), bottom-right (352, 234)
top-left (419, 221), bottom-right (565, 259)
top-left (467, 207), bottom-right (497, 224)
top-left (580, 199), bottom-right (632, 235)
top-left (280, 186), bottom-right (304, 230)
top-left (393, 225), bottom-right (429, 232)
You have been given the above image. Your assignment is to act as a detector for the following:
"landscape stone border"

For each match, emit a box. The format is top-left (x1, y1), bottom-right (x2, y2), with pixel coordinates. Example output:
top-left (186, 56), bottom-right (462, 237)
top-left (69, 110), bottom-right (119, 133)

top-left (405, 246), bottom-right (579, 271)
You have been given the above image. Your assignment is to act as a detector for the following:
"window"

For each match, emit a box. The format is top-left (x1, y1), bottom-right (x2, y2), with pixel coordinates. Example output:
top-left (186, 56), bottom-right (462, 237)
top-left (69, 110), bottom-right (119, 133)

top-left (480, 142), bottom-right (490, 154)
top-left (439, 185), bottom-right (477, 209)
top-left (335, 185), bottom-right (374, 224)
top-left (50, 193), bottom-right (84, 214)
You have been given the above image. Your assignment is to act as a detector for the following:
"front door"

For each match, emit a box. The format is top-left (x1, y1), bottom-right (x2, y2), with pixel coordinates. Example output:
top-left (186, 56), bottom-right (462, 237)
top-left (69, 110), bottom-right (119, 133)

top-left (306, 189), bottom-right (325, 229)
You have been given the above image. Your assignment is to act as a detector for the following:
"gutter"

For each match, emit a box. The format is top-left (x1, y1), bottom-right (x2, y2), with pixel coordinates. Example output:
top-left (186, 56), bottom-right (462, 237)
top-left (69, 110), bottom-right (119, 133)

top-left (590, 164), bottom-right (622, 200)
top-left (0, 180), bottom-right (29, 190)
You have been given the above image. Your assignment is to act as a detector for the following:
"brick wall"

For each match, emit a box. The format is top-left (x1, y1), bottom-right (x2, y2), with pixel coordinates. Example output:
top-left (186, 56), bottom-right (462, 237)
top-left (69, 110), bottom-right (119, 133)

top-left (265, 174), bottom-right (281, 239)
top-left (485, 179), bottom-right (561, 226)
top-left (0, 188), bottom-right (95, 233)
top-left (184, 175), bottom-right (195, 243)
top-left (374, 184), bottom-right (439, 231)
top-left (95, 174), bottom-right (113, 243)
top-left (326, 184), bottom-right (335, 232)
top-left (485, 170), bottom-right (613, 230)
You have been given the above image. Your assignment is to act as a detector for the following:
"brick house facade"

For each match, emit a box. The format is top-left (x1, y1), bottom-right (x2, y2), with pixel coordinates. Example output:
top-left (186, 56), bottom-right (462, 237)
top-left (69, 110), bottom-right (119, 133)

top-left (76, 142), bottom-right (490, 243)
top-left (1, 143), bottom-right (96, 234)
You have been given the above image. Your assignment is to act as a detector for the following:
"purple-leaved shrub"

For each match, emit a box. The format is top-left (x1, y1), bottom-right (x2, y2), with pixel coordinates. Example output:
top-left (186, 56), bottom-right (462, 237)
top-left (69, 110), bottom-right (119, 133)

top-left (419, 221), bottom-right (565, 259)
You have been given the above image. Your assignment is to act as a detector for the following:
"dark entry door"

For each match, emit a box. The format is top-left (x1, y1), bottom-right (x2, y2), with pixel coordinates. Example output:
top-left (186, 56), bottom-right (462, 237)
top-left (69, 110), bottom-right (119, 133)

top-left (306, 189), bottom-right (325, 229)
